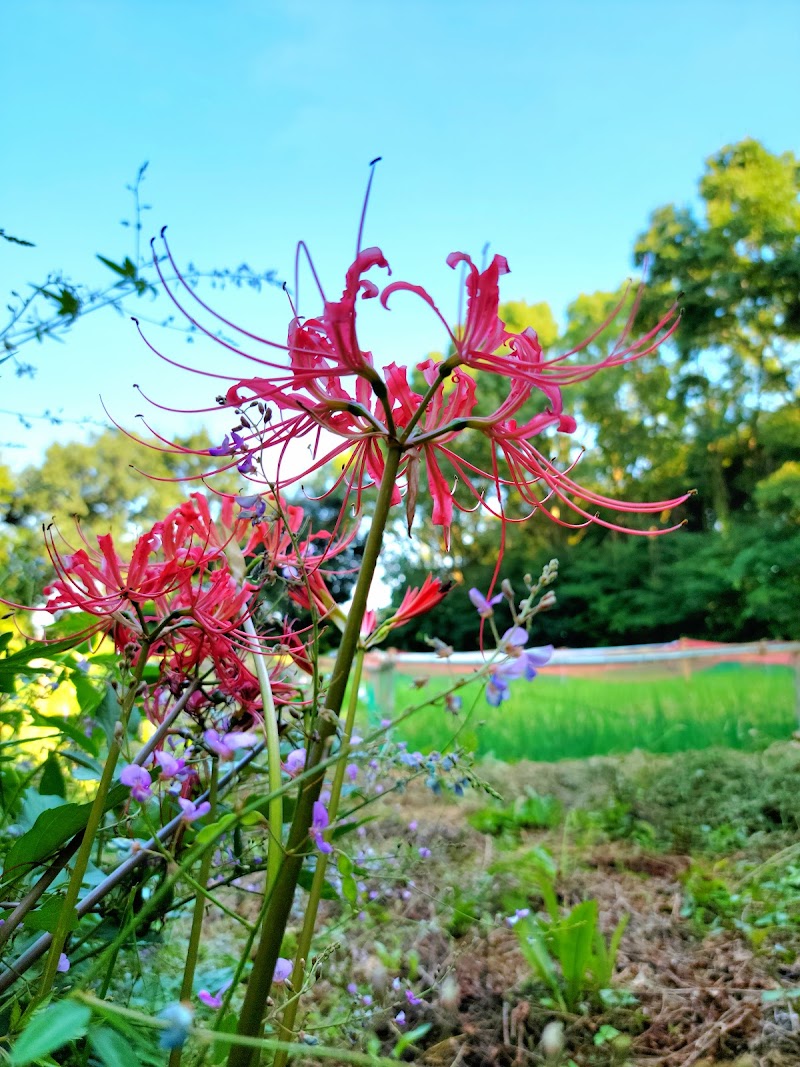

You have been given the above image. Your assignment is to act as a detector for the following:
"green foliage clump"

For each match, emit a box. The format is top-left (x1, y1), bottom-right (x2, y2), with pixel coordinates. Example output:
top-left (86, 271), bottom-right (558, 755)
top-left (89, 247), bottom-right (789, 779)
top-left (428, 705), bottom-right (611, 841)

top-left (468, 790), bottom-right (562, 836)
top-left (622, 745), bottom-right (800, 853)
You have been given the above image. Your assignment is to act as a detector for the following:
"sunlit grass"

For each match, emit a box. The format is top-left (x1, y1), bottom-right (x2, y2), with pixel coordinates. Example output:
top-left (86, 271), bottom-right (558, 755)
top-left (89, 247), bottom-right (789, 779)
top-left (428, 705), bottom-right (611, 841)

top-left (369, 664), bottom-right (796, 763)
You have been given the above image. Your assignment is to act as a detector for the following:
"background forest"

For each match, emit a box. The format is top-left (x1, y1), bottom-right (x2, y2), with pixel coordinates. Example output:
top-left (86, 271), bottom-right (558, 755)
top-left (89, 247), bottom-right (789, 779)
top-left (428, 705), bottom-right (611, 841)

top-left (2, 138), bottom-right (799, 649)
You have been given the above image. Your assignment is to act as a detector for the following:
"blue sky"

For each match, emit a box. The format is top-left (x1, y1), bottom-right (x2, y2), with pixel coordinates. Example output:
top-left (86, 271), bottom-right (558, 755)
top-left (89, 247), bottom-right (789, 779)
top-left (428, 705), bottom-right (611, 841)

top-left (2, 0), bottom-right (799, 469)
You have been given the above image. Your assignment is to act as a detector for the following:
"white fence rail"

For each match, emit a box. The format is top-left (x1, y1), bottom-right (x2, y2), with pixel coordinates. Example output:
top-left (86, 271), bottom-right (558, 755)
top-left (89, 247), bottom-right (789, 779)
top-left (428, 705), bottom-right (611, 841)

top-left (322, 639), bottom-right (800, 723)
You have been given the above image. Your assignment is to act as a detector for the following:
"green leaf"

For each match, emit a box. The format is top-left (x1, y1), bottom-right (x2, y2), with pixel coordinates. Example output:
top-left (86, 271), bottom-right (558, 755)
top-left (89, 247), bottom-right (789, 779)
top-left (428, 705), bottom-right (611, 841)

top-left (96, 255), bottom-right (131, 277)
top-left (517, 920), bottom-right (561, 1003)
top-left (59, 750), bottom-right (104, 779)
top-left (23, 896), bottom-right (78, 934)
top-left (93, 685), bottom-right (122, 746)
top-left (341, 874), bottom-right (358, 906)
top-left (594, 1025), bottom-right (622, 1047)
top-left (551, 900), bottom-right (598, 1010)
top-left (19, 791), bottom-right (65, 831)
top-left (331, 817), bottom-right (374, 840)
top-left (10, 1000), bottom-right (91, 1065)
top-left (70, 670), bottom-right (105, 718)
top-left (762, 988), bottom-right (800, 1003)
top-left (194, 813), bottom-right (236, 846)
top-left (39, 754), bottom-right (66, 799)
top-left (297, 867), bottom-right (338, 899)
top-left (29, 710), bottom-right (98, 756)
top-left (209, 1012), bottom-right (238, 1065)
top-left (0, 635), bottom-right (86, 693)
top-left (89, 1025), bottom-right (143, 1067)
top-left (391, 1022), bottom-right (431, 1058)
top-left (4, 783), bottom-right (128, 877)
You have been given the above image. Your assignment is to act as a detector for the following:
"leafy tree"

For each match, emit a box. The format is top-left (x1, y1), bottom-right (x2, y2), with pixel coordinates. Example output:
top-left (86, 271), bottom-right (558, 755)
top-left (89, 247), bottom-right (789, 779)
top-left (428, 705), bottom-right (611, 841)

top-left (387, 141), bottom-right (800, 646)
top-left (633, 139), bottom-right (800, 528)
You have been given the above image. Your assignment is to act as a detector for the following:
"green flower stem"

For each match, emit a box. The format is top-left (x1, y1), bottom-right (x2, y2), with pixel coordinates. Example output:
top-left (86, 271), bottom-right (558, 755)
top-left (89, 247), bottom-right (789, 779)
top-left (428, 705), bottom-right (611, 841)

top-left (75, 992), bottom-right (407, 1066)
top-left (398, 366), bottom-right (449, 444)
top-left (73, 743), bottom-right (344, 990)
top-left (242, 613), bottom-right (283, 892)
top-left (272, 648), bottom-right (366, 1065)
top-left (169, 760), bottom-right (219, 1067)
top-left (227, 444), bottom-right (402, 1067)
top-left (201, 874), bottom-right (275, 1067)
top-left (36, 653), bottom-right (148, 1003)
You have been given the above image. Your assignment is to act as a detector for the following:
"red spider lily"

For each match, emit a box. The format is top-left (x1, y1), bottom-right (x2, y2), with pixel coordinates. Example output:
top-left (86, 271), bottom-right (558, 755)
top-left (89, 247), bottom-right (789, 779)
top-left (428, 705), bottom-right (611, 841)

top-left (162, 627), bottom-right (299, 721)
top-left (287, 567), bottom-right (344, 624)
top-left (138, 231), bottom-right (690, 549)
top-left (361, 575), bottom-right (451, 648)
top-left (281, 627), bottom-right (315, 676)
top-left (386, 574), bottom-right (451, 629)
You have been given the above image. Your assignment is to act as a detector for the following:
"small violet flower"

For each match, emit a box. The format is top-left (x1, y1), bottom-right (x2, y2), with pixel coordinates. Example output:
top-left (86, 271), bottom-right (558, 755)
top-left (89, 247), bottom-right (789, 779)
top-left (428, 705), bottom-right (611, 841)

top-left (273, 957), bottom-right (293, 985)
top-left (154, 750), bottom-right (187, 781)
top-left (197, 979), bottom-right (232, 1009)
top-left (506, 908), bottom-right (531, 926)
top-left (178, 797), bottom-right (212, 823)
top-left (282, 747), bottom-right (306, 778)
top-left (468, 587), bottom-right (503, 619)
top-left (486, 639), bottom-right (553, 706)
top-left (57, 953), bottom-right (70, 973)
top-left (204, 728), bottom-right (260, 762)
top-left (395, 1010), bottom-right (407, 1026)
top-left (309, 801), bottom-right (333, 854)
top-left (120, 764), bottom-right (153, 803)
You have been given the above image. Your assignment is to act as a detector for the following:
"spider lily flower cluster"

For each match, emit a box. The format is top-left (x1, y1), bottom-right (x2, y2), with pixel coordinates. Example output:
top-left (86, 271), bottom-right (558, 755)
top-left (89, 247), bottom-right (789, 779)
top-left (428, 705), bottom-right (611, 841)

top-left (34, 490), bottom-right (354, 710)
top-left (142, 230), bottom-right (691, 550)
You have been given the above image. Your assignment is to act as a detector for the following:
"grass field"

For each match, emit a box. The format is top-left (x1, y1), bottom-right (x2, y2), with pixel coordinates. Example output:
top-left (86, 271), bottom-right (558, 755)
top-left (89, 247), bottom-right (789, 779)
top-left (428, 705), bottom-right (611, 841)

top-left (367, 663), bottom-right (797, 763)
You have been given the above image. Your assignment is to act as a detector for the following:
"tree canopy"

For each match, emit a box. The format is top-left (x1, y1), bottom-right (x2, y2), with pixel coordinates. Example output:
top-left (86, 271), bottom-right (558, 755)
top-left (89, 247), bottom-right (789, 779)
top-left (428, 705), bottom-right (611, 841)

top-left (385, 139), bottom-right (800, 648)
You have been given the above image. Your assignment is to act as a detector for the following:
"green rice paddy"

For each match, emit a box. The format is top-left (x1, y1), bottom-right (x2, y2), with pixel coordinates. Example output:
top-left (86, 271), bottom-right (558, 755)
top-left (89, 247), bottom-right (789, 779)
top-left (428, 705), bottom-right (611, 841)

top-left (366, 664), bottom-right (797, 763)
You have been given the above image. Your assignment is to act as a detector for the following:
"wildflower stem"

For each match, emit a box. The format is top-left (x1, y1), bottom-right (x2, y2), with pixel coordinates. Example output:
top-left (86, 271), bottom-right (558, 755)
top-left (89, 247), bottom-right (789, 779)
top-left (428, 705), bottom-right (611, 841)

top-left (169, 759), bottom-right (219, 1067)
top-left (227, 444), bottom-right (402, 1067)
top-left (398, 367), bottom-right (448, 444)
top-left (35, 650), bottom-right (149, 1003)
top-left (75, 991), bottom-right (405, 1066)
top-left (242, 613), bottom-right (283, 891)
top-left (272, 647), bottom-right (366, 1064)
